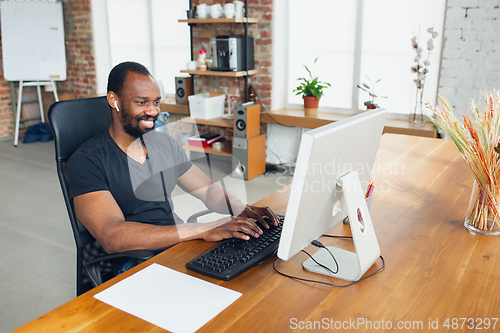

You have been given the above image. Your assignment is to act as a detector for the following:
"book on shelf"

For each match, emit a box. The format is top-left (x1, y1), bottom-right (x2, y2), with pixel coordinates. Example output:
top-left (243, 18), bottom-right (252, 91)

top-left (188, 133), bottom-right (223, 148)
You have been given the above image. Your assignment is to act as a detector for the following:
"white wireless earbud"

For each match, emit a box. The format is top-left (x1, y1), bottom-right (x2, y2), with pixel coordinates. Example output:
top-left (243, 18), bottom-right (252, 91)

top-left (114, 101), bottom-right (120, 112)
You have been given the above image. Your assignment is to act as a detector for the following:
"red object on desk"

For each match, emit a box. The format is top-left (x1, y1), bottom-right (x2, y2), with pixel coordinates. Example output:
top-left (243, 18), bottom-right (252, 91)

top-left (188, 134), bottom-right (223, 148)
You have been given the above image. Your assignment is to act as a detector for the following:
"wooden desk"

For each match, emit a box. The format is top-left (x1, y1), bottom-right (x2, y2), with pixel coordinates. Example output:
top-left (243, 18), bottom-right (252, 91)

top-left (15, 134), bottom-right (499, 332)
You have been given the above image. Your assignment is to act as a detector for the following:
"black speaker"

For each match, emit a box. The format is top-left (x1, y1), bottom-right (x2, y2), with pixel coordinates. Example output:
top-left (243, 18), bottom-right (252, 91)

top-left (234, 102), bottom-right (260, 138)
top-left (175, 77), bottom-right (192, 104)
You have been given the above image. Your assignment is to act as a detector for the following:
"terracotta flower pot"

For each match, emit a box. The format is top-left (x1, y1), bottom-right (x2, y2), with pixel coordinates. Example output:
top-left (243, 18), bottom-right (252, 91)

top-left (303, 96), bottom-right (319, 117)
top-left (366, 104), bottom-right (377, 110)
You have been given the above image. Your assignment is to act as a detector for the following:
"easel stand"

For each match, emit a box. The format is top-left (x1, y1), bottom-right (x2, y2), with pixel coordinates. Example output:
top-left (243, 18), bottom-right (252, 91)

top-left (13, 80), bottom-right (59, 147)
top-left (303, 171), bottom-right (381, 281)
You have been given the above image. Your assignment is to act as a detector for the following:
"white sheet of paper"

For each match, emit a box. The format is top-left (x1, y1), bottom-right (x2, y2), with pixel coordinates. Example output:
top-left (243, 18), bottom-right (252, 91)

top-left (94, 263), bottom-right (242, 333)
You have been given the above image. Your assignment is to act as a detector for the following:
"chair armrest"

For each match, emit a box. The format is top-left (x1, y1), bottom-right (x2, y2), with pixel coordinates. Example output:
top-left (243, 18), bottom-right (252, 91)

top-left (84, 250), bottom-right (154, 287)
top-left (85, 250), bottom-right (154, 266)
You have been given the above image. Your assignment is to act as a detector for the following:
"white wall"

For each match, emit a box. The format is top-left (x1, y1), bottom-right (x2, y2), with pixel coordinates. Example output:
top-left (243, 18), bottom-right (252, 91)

top-left (271, 0), bottom-right (287, 111)
top-left (91, 0), bottom-right (112, 95)
top-left (438, 0), bottom-right (500, 116)
top-left (267, 0), bottom-right (300, 165)
top-left (90, 0), bottom-right (190, 95)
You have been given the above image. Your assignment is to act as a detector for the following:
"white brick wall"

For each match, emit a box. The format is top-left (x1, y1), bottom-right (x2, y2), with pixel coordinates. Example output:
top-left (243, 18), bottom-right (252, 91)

top-left (439, 0), bottom-right (500, 115)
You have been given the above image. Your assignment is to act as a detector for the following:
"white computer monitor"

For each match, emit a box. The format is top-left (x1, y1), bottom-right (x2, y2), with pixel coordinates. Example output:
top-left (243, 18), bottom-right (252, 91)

top-left (277, 108), bottom-right (388, 281)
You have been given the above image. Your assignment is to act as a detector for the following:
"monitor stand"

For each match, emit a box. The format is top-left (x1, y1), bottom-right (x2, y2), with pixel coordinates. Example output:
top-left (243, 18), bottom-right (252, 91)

top-left (303, 171), bottom-right (381, 281)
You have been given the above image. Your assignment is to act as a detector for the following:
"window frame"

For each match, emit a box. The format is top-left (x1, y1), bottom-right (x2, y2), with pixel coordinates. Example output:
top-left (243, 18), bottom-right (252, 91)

top-left (272, 0), bottom-right (444, 119)
top-left (91, 0), bottom-right (190, 96)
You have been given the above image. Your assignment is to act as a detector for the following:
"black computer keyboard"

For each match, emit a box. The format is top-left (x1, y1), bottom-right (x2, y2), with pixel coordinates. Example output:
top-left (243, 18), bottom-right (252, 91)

top-left (186, 215), bottom-right (284, 281)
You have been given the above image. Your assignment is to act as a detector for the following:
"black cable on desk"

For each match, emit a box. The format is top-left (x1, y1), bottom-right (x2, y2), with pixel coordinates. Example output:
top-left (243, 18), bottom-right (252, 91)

top-left (321, 234), bottom-right (353, 240)
top-left (273, 238), bottom-right (385, 287)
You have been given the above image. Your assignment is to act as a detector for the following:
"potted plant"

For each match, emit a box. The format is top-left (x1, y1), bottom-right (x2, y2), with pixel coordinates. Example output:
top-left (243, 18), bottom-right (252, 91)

top-left (293, 57), bottom-right (331, 116)
top-left (357, 76), bottom-right (387, 110)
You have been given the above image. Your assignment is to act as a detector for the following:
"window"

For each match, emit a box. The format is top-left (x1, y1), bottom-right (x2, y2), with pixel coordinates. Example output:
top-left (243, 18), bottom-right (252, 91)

top-left (92, 0), bottom-right (190, 95)
top-left (273, 0), bottom-right (446, 117)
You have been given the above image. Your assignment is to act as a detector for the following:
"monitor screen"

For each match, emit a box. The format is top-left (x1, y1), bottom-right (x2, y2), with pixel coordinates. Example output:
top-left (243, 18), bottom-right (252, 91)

top-left (277, 108), bottom-right (388, 262)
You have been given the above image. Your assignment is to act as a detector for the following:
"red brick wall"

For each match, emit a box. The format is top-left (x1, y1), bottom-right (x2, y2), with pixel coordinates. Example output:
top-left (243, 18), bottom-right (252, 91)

top-left (0, 22), bottom-right (14, 139)
top-left (0, 0), bottom-right (97, 140)
top-left (0, 1), bottom-right (272, 139)
top-left (60, 0), bottom-right (97, 98)
top-left (191, 0), bottom-right (273, 109)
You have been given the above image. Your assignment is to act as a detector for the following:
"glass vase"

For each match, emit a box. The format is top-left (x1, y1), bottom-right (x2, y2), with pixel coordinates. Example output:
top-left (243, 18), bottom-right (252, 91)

top-left (409, 90), bottom-right (425, 126)
top-left (464, 180), bottom-right (500, 235)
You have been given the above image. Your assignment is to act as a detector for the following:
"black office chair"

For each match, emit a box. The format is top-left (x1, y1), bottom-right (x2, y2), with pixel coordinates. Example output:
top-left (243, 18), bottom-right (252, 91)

top-left (48, 96), bottom-right (154, 296)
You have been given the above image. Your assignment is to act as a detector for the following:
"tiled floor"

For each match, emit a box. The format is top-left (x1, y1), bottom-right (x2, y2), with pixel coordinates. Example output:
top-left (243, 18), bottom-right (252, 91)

top-left (0, 138), bottom-right (293, 332)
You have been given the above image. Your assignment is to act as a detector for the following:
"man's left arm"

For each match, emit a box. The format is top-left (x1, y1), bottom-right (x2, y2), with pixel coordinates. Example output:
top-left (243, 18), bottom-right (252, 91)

top-left (177, 165), bottom-right (280, 229)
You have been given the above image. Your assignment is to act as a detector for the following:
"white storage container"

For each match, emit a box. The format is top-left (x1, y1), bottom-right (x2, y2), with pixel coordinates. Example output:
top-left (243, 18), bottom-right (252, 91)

top-left (188, 94), bottom-right (226, 119)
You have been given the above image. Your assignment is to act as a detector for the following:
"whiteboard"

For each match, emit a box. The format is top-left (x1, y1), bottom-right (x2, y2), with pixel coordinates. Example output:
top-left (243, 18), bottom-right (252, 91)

top-left (1, 1), bottom-right (67, 81)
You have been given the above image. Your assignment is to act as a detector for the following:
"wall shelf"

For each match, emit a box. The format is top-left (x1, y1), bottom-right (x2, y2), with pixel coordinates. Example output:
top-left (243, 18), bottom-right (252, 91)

top-left (160, 101), bottom-right (189, 115)
top-left (180, 5), bottom-right (256, 101)
top-left (182, 144), bottom-right (232, 156)
top-left (180, 116), bottom-right (233, 128)
top-left (180, 116), bottom-right (234, 157)
top-left (178, 18), bottom-right (258, 24)
top-left (179, 69), bottom-right (258, 77)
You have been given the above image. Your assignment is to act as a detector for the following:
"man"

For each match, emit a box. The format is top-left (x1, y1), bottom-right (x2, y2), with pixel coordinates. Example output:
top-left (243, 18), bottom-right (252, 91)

top-left (67, 62), bottom-right (279, 260)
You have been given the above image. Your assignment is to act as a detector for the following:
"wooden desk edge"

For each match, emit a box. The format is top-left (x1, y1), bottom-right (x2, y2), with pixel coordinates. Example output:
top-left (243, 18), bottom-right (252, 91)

top-left (261, 109), bottom-right (438, 138)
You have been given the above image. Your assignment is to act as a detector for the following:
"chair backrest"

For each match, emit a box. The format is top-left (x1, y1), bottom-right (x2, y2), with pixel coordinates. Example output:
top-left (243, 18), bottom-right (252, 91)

top-left (48, 96), bottom-right (112, 295)
top-left (50, 96), bottom-right (111, 163)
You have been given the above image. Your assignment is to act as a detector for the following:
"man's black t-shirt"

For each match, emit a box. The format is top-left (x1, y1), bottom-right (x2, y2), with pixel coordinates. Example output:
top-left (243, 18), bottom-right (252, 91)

top-left (67, 129), bottom-right (193, 226)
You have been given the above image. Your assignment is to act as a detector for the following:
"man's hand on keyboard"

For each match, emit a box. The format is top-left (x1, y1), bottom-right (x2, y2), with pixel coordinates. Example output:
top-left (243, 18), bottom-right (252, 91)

top-left (237, 205), bottom-right (280, 229)
top-left (200, 206), bottom-right (280, 242)
top-left (201, 215), bottom-right (264, 242)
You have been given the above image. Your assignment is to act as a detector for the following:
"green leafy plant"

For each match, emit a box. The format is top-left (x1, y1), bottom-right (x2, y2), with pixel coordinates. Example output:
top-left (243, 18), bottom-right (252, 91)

top-left (293, 57), bottom-right (331, 98)
top-left (357, 76), bottom-right (387, 108)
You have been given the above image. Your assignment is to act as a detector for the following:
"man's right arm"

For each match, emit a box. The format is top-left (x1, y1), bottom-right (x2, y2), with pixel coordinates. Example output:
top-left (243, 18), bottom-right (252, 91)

top-left (73, 190), bottom-right (264, 254)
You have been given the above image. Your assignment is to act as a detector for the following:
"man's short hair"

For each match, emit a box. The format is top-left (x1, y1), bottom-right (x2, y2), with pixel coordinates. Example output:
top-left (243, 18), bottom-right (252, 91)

top-left (107, 61), bottom-right (151, 96)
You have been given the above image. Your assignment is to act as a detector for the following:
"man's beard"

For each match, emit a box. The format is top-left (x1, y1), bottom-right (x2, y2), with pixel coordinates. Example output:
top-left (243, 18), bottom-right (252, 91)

top-left (121, 106), bottom-right (158, 138)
